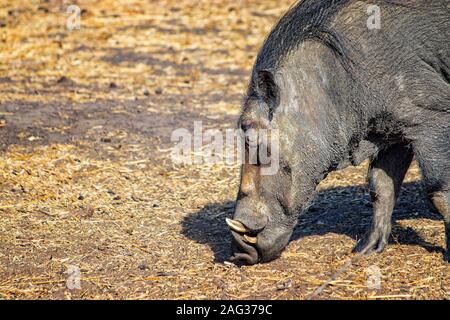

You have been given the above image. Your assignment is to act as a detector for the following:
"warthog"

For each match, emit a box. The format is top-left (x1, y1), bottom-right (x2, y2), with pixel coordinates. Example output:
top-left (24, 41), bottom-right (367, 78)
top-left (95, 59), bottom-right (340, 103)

top-left (227, 0), bottom-right (449, 264)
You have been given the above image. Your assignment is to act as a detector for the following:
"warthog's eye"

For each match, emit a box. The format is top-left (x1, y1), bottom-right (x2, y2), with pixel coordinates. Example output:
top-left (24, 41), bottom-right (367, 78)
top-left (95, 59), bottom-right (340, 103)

top-left (240, 120), bottom-right (254, 132)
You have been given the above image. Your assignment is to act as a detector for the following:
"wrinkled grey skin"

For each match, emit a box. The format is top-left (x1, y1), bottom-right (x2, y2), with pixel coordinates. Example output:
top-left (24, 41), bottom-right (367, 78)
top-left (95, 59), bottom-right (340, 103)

top-left (230, 0), bottom-right (450, 265)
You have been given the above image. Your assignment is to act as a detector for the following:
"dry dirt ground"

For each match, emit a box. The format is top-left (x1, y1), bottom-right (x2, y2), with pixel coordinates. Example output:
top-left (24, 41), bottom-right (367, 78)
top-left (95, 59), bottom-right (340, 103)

top-left (0, 0), bottom-right (448, 300)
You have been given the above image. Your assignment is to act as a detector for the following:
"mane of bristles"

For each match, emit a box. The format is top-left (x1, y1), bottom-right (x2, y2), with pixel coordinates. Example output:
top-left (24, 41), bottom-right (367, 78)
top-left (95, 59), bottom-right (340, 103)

top-left (254, 0), bottom-right (352, 73)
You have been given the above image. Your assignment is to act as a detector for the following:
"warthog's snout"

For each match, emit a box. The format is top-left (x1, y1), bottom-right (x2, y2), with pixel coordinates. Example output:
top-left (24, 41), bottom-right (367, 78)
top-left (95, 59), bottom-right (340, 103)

top-left (226, 212), bottom-right (294, 265)
top-left (226, 218), bottom-right (263, 265)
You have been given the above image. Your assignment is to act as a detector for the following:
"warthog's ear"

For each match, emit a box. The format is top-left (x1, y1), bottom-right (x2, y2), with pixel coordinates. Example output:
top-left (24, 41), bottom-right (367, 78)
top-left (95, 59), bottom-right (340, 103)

top-left (255, 69), bottom-right (279, 120)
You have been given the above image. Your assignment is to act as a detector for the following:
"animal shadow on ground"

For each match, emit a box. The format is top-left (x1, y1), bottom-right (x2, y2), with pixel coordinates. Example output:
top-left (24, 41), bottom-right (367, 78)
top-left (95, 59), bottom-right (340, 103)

top-left (181, 182), bottom-right (444, 263)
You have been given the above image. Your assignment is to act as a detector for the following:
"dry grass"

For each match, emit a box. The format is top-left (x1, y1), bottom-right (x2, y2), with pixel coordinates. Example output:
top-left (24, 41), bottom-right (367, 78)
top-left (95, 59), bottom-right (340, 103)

top-left (0, 0), bottom-right (448, 300)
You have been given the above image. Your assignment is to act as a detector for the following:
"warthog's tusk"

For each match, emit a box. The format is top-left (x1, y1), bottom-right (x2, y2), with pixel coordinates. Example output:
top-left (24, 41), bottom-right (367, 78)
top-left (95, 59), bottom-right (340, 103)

top-left (225, 218), bottom-right (248, 233)
top-left (243, 235), bottom-right (258, 244)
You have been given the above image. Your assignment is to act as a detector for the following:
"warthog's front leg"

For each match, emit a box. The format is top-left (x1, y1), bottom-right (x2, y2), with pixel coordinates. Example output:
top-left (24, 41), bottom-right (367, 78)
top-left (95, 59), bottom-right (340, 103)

top-left (428, 191), bottom-right (450, 262)
top-left (354, 144), bottom-right (414, 255)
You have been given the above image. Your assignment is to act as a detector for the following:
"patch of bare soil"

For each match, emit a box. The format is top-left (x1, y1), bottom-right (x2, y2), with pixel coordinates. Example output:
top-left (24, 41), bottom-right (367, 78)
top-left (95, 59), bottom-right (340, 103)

top-left (0, 0), bottom-right (448, 300)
